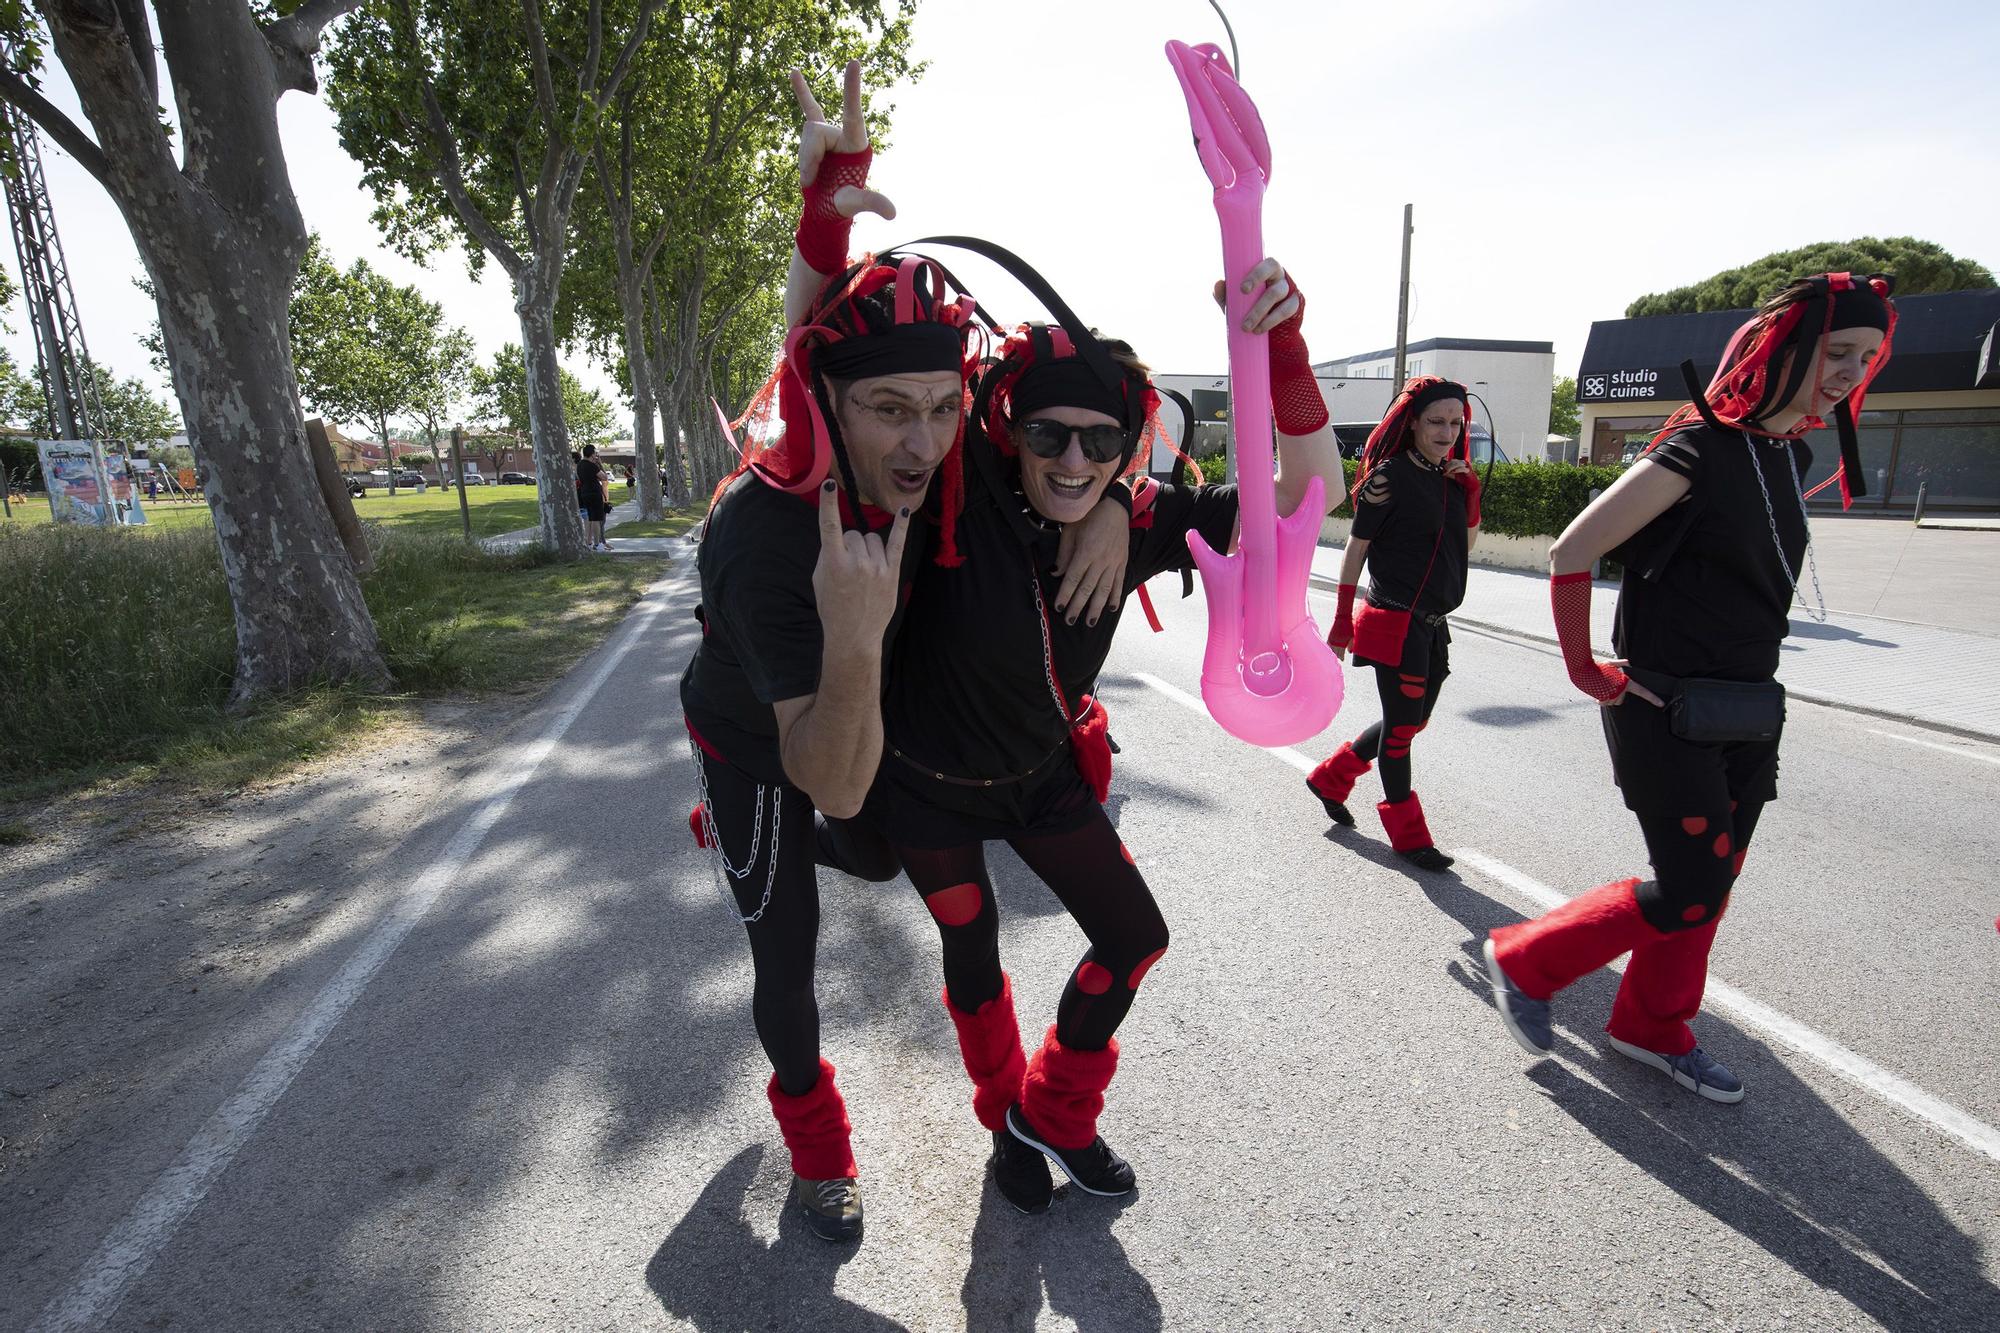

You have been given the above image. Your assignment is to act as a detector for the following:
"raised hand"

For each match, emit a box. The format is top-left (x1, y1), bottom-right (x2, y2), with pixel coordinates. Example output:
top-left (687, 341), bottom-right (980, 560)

top-left (1211, 256), bottom-right (1300, 334)
top-left (812, 480), bottom-right (911, 653)
top-left (789, 60), bottom-right (896, 221)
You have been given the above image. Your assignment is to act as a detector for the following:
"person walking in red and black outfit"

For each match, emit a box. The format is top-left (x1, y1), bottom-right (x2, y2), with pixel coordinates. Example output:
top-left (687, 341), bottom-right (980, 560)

top-left (1482, 273), bottom-right (1895, 1102)
top-left (1305, 377), bottom-right (1482, 871)
top-left (870, 257), bottom-right (1343, 1214)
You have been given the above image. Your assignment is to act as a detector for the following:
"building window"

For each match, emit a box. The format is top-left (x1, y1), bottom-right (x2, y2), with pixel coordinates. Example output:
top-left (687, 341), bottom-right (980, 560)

top-left (1795, 407), bottom-right (2000, 508)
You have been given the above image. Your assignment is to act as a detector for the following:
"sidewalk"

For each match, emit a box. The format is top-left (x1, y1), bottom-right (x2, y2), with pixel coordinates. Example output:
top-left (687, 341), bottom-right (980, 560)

top-left (480, 498), bottom-right (680, 556)
top-left (1310, 543), bottom-right (2000, 741)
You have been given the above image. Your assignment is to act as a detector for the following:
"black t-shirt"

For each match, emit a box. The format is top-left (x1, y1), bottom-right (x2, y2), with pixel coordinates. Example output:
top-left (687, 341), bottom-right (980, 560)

top-left (873, 459), bottom-right (1238, 835)
top-left (679, 470), bottom-right (930, 785)
top-left (576, 457), bottom-right (603, 504)
top-left (1350, 450), bottom-right (1469, 618)
top-left (1613, 427), bottom-right (1810, 682)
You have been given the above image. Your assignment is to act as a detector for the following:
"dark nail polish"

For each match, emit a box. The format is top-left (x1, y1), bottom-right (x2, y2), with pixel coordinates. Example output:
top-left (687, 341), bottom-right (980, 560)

top-left (822, 479), bottom-right (836, 492)
top-left (899, 506), bottom-right (909, 517)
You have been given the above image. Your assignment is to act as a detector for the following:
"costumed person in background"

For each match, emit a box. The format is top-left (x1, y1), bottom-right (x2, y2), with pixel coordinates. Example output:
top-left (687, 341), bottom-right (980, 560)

top-left (869, 252), bottom-right (1342, 1214)
top-left (1305, 376), bottom-right (1482, 871)
top-left (681, 62), bottom-right (1132, 1244)
top-left (1482, 274), bottom-right (1894, 1102)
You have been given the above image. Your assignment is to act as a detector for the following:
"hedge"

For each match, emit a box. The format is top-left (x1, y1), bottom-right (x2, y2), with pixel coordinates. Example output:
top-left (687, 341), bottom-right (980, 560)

top-left (1171, 454), bottom-right (1626, 538)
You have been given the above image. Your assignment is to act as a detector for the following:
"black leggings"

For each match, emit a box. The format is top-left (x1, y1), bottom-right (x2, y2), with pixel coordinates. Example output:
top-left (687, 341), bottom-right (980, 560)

top-left (1631, 799), bottom-right (1766, 933)
top-left (893, 810), bottom-right (1169, 1052)
top-left (1349, 656), bottom-right (1449, 803)
top-left (696, 750), bottom-right (847, 1097)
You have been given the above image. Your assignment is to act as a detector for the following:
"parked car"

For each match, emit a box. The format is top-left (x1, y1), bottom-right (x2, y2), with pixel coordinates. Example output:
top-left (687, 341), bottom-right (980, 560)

top-left (458, 472), bottom-right (487, 485)
top-left (394, 471), bottom-right (427, 490)
top-left (499, 471), bottom-right (534, 485)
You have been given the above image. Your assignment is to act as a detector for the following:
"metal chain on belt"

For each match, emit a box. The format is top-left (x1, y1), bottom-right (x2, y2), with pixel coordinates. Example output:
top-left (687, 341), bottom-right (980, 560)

top-left (1742, 432), bottom-right (1828, 624)
top-left (689, 736), bottom-right (781, 924)
top-left (1028, 570), bottom-right (1085, 728)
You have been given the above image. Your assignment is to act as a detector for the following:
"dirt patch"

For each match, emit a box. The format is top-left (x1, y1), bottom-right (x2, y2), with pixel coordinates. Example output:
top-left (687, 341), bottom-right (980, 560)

top-left (0, 687), bottom-right (545, 1298)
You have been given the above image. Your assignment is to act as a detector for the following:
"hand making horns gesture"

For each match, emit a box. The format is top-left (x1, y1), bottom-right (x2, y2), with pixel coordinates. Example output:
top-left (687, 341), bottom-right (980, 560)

top-left (813, 480), bottom-right (911, 651)
top-left (789, 59), bottom-right (897, 223)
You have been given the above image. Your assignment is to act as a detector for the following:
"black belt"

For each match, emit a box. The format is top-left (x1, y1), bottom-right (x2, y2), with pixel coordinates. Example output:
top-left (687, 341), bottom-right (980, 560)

top-left (888, 737), bottom-right (1068, 788)
top-left (1365, 597), bottom-right (1449, 628)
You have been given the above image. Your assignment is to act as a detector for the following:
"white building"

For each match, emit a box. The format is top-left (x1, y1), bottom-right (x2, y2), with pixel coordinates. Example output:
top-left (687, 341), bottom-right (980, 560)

top-left (1153, 335), bottom-right (1557, 466)
top-left (1315, 336), bottom-right (1556, 462)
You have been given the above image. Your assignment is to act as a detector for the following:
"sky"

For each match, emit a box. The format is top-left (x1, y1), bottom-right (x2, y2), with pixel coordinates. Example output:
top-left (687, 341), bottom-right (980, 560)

top-left (4, 0), bottom-right (1996, 436)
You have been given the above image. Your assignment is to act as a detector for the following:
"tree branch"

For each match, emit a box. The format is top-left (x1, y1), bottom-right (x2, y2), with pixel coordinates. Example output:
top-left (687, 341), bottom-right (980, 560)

top-left (392, 0), bottom-right (524, 276)
top-left (520, 0), bottom-right (560, 127)
top-left (262, 0), bottom-right (365, 93)
top-left (579, 0), bottom-right (604, 98)
top-left (109, 0), bottom-right (157, 103)
top-left (0, 68), bottom-right (110, 184)
top-left (510, 144), bottom-right (541, 251)
top-left (591, 0), bottom-right (665, 112)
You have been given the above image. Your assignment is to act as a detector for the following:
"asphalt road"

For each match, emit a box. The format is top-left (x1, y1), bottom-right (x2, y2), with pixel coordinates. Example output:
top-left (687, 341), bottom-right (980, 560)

top-left (10, 556), bottom-right (1999, 1332)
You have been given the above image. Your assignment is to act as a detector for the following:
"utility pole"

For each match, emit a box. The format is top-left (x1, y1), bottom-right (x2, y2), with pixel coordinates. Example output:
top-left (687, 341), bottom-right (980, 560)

top-left (1392, 204), bottom-right (1413, 387)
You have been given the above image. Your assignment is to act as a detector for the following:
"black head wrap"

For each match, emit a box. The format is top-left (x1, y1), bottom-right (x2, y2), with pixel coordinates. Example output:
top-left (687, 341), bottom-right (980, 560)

top-left (813, 321), bottom-right (965, 381)
top-left (1010, 357), bottom-right (1131, 425)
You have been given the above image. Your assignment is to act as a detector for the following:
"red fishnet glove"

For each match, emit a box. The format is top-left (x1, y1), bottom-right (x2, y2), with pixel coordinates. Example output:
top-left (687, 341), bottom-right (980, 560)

top-left (1451, 467), bottom-right (1482, 527)
top-left (1268, 278), bottom-right (1328, 437)
top-left (795, 147), bottom-right (873, 275)
top-left (1326, 582), bottom-right (1357, 650)
top-left (1551, 572), bottom-right (1628, 702)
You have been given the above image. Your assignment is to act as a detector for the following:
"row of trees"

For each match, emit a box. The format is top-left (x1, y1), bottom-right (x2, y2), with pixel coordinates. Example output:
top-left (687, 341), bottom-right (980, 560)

top-left (0, 1), bottom-right (915, 704)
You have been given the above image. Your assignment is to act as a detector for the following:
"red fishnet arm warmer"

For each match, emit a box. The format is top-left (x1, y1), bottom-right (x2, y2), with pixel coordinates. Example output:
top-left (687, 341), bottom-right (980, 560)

top-left (795, 147), bottom-right (873, 275)
top-left (1268, 281), bottom-right (1328, 437)
top-left (1452, 467), bottom-right (1482, 527)
top-left (1326, 582), bottom-right (1357, 649)
top-left (1551, 572), bottom-right (1628, 702)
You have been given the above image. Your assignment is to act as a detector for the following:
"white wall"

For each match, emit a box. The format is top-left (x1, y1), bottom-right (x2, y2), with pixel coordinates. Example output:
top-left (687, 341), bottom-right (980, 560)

top-left (1430, 347), bottom-right (1555, 465)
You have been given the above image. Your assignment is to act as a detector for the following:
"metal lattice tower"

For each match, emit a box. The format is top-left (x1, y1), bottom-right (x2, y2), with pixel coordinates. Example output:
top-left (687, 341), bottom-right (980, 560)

top-left (1, 84), bottom-right (103, 441)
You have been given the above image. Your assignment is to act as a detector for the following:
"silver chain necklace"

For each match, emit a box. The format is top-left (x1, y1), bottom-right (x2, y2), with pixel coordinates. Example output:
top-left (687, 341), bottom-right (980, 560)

top-left (1742, 432), bottom-right (1828, 624)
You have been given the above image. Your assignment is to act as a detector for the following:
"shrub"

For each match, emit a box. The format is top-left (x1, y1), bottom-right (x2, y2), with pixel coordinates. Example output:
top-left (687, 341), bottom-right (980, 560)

top-left (1327, 456), bottom-right (1625, 538)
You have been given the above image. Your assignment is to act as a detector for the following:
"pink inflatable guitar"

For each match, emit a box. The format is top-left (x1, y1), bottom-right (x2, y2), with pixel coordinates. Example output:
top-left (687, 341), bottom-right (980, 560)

top-left (1166, 39), bottom-right (1340, 747)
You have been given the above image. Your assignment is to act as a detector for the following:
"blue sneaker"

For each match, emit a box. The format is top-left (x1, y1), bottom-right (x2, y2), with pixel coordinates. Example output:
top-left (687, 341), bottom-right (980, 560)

top-left (1607, 1036), bottom-right (1745, 1103)
top-left (1483, 939), bottom-right (1553, 1055)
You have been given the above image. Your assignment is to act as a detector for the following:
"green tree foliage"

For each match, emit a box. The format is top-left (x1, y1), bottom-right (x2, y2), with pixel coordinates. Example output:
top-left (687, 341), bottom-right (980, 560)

top-left (1549, 376), bottom-right (1579, 439)
top-left (468, 341), bottom-right (612, 446)
top-left (1626, 238), bottom-right (1995, 317)
top-left (86, 362), bottom-right (183, 444)
top-left (0, 346), bottom-right (44, 430)
top-left (289, 234), bottom-right (472, 493)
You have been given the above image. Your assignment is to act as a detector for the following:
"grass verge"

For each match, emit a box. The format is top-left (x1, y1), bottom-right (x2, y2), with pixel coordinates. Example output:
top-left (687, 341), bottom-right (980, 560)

top-left (0, 522), bottom-right (655, 803)
top-left (0, 484), bottom-right (636, 540)
top-left (607, 506), bottom-right (702, 540)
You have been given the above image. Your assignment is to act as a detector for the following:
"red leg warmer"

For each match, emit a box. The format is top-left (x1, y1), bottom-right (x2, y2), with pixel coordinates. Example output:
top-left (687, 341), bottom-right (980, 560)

top-left (1376, 790), bottom-right (1437, 852)
top-left (766, 1058), bottom-right (856, 1180)
top-left (1307, 742), bottom-right (1373, 804)
top-left (1020, 1026), bottom-right (1119, 1152)
top-left (1488, 878), bottom-right (1657, 1002)
top-left (943, 974), bottom-right (1028, 1132)
top-left (1608, 904), bottom-right (1727, 1056)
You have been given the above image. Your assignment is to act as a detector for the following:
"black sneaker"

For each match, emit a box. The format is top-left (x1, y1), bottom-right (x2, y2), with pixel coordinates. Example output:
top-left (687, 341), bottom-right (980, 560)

top-left (990, 1130), bottom-right (1056, 1214)
top-left (1306, 777), bottom-right (1356, 827)
top-left (1398, 845), bottom-right (1455, 872)
top-left (1006, 1104), bottom-right (1135, 1197)
top-left (790, 1174), bottom-right (863, 1242)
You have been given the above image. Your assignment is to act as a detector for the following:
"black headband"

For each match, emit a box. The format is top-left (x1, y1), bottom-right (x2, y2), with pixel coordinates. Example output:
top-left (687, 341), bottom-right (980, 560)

top-left (814, 322), bottom-right (963, 381)
top-left (1011, 358), bottom-right (1131, 425)
top-left (1409, 379), bottom-right (1468, 414)
top-left (1829, 284), bottom-right (1892, 333)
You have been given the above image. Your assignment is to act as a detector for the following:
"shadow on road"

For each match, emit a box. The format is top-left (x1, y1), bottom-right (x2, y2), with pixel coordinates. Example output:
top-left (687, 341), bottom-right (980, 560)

top-left (1458, 704), bottom-right (1562, 729)
top-left (647, 1145), bottom-right (905, 1331)
top-left (1782, 618), bottom-right (1898, 649)
top-left (1412, 861), bottom-right (2000, 1331)
top-left (961, 1181), bottom-right (1160, 1333)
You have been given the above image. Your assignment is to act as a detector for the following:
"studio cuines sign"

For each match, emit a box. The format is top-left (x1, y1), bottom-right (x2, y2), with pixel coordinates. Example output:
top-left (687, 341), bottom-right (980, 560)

top-left (1578, 368), bottom-right (1670, 403)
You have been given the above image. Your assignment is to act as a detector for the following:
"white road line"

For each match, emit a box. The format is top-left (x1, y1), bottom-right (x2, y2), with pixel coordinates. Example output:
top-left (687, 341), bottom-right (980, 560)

top-left (1451, 849), bottom-right (2000, 1168)
top-left (1128, 669), bottom-right (2000, 1168)
top-left (1868, 728), bottom-right (2000, 768)
top-left (32, 576), bottom-right (682, 1333)
top-left (1131, 671), bottom-right (1317, 773)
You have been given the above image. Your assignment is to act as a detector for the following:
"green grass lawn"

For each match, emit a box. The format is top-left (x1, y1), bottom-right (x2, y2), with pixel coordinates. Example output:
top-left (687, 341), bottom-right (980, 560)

top-left (1, 484), bottom-right (637, 540)
top-left (607, 506), bottom-right (702, 540)
top-left (0, 520), bottom-right (657, 805)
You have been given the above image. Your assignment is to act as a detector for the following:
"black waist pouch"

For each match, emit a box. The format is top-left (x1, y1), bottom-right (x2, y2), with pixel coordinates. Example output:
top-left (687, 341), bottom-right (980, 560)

top-left (1668, 678), bottom-right (1786, 743)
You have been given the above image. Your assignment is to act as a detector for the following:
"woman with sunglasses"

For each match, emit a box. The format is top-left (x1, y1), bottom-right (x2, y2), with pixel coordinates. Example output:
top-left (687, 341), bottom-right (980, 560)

top-left (1304, 376), bottom-right (1482, 871)
top-left (1482, 274), bottom-right (1894, 1103)
top-left (866, 261), bottom-right (1343, 1214)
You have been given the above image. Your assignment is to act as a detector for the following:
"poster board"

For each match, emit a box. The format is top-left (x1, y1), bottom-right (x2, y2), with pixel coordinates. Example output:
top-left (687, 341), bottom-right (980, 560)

top-left (36, 440), bottom-right (147, 525)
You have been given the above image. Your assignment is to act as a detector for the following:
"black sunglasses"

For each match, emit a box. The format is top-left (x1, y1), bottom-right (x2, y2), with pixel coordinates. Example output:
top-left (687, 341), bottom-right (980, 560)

top-left (1018, 417), bottom-right (1127, 464)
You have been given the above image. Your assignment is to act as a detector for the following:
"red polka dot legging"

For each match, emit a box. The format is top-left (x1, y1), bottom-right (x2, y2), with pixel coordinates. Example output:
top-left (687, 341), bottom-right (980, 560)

top-left (894, 809), bottom-right (1169, 1051)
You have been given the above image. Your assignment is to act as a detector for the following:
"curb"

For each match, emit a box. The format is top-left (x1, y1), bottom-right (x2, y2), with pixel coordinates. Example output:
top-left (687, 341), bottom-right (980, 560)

top-left (1307, 573), bottom-right (2000, 746)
